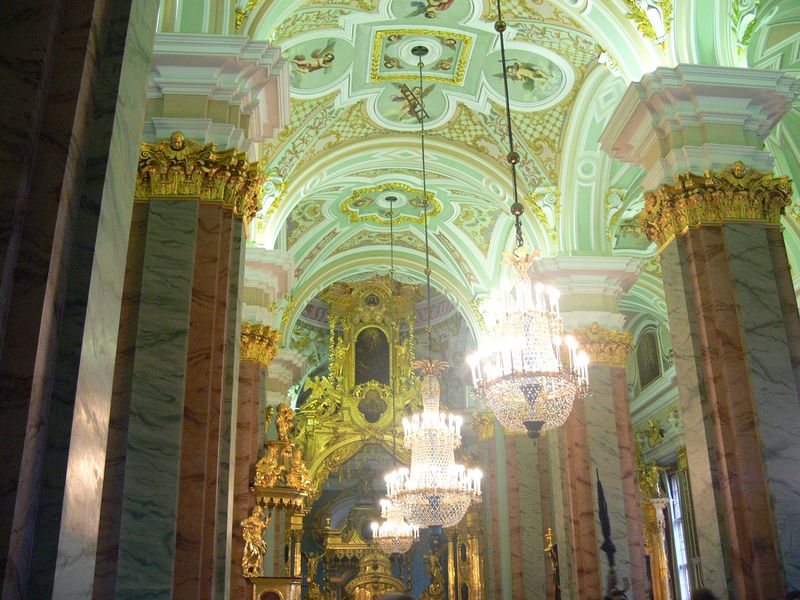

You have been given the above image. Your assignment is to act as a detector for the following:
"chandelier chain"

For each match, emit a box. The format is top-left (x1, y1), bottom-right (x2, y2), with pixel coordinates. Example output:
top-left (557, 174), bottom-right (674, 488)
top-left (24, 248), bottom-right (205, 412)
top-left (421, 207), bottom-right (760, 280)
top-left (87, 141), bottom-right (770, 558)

top-left (495, 0), bottom-right (524, 248)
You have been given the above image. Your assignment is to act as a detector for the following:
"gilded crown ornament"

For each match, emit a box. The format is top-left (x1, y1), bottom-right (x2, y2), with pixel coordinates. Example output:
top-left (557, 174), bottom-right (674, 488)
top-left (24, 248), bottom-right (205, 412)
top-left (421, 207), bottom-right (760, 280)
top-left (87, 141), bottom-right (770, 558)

top-left (641, 161), bottom-right (792, 249)
top-left (240, 322), bottom-right (281, 367)
top-left (136, 131), bottom-right (266, 224)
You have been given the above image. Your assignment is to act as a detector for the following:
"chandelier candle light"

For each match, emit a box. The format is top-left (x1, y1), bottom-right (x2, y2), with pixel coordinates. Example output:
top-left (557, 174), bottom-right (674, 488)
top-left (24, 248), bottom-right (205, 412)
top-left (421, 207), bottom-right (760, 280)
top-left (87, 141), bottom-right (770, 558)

top-left (467, 1), bottom-right (589, 439)
top-left (371, 498), bottom-right (420, 554)
top-left (385, 46), bottom-right (482, 529)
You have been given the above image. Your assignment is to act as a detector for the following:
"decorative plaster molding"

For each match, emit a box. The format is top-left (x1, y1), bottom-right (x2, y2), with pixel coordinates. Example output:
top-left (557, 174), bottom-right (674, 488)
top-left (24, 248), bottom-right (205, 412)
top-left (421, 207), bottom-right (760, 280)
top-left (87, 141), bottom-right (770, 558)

top-left (599, 64), bottom-right (798, 190)
top-left (147, 33), bottom-right (290, 153)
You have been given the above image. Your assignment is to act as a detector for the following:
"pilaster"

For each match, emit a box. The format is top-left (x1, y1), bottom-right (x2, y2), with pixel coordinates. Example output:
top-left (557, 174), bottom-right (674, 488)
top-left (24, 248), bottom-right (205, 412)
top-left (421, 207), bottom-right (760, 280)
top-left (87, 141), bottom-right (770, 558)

top-left (231, 323), bottom-right (280, 600)
top-left (534, 256), bottom-right (647, 599)
top-left (601, 64), bottom-right (800, 596)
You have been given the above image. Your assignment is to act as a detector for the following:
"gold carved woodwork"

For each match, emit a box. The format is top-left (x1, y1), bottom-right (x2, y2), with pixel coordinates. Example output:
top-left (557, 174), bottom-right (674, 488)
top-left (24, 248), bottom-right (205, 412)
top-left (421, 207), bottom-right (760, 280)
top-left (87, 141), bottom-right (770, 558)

top-left (289, 276), bottom-right (424, 501)
top-left (452, 506), bottom-right (484, 600)
top-left (136, 131), bottom-right (266, 224)
top-left (343, 552), bottom-right (406, 599)
top-left (573, 322), bottom-right (633, 367)
top-left (240, 322), bottom-right (281, 367)
top-left (472, 412), bottom-right (496, 441)
top-left (641, 161), bottom-right (792, 250)
top-left (242, 402), bottom-right (311, 582)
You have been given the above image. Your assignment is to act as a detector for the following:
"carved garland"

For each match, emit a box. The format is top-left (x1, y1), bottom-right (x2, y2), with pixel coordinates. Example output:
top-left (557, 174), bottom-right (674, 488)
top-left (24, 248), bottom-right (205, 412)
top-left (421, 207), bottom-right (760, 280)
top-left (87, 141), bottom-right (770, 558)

top-left (240, 322), bottom-right (281, 367)
top-left (136, 131), bottom-right (266, 224)
top-left (641, 161), bottom-right (792, 250)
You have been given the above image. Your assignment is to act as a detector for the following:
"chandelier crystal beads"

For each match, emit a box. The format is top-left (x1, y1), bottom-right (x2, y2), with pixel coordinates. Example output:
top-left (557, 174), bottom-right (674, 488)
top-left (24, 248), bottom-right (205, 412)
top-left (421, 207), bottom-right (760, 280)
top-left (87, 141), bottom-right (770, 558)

top-left (468, 248), bottom-right (589, 438)
top-left (371, 499), bottom-right (419, 554)
top-left (385, 361), bottom-right (482, 528)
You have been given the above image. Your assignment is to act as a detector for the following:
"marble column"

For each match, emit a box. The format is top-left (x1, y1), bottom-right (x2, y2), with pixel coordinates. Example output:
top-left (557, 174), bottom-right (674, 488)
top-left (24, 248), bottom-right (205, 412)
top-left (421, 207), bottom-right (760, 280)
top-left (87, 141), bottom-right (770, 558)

top-left (534, 257), bottom-right (647, 599)
top-left (472, 413), bottom-right (500, 599)
top-left (0, 1), bottom-right (158, 598)
top-left (109, 134), bottom-right (265, 600)
top-left (230, 323), bottom-right (280, 600)
top-left (574, 323), bottom-right (649, 600)
top-left (601, 65), bottom-right (800, 596)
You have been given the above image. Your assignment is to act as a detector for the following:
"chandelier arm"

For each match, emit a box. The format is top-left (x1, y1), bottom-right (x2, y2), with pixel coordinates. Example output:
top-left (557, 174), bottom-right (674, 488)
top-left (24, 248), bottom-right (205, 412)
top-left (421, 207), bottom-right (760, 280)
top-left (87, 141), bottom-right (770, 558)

top-left (494, 0), bottom-right (525, 248)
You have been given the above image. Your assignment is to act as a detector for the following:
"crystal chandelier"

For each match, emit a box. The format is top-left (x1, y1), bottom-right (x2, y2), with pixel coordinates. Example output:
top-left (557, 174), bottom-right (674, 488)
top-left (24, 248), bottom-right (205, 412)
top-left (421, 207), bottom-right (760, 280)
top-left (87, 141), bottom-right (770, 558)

top-left (371, 498), bottom-right (419, 554)
top-left (386, 360), bottom-right (482, 528)
top-left (467, 4), bottom-right (589, 439)
top-left (384, 46), bottom-right (482, 529)
top-left (373, 195), bottom-right (420, 553)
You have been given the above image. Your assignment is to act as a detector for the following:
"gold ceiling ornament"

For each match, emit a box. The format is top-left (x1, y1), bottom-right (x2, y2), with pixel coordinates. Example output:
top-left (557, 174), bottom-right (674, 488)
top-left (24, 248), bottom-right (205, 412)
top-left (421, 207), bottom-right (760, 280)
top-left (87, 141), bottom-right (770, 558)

top-left (136, 131), bottom-right (266, 224)
top-left (240, 322), bottom-right (281, 367)
top-left (471, 412), bottom-right (496, 441)
top-left (573, 322), bottom-right (633, 368)
top-left (641, 161), bottom-right (792, 251)
top-left (340, 183), bottom-right (442, 225)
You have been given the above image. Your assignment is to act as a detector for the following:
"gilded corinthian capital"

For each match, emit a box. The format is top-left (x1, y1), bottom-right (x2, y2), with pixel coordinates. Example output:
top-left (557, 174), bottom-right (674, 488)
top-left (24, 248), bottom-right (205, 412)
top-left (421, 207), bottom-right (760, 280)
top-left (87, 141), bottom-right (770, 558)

top-left (240, 322), bottom-right (281, 367)
top-left (641, 161), bottom-right (792, 250)
top-left (136, 131), bottom-right (266, 223)
top-left (573, 322), bottom-right (632, 367)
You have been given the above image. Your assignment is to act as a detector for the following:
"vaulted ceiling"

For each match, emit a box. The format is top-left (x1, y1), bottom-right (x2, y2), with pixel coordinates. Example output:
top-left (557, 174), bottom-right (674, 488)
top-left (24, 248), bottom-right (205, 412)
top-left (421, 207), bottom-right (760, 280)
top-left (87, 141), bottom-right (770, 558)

top-left (157, 0), bottom-right (800, 340)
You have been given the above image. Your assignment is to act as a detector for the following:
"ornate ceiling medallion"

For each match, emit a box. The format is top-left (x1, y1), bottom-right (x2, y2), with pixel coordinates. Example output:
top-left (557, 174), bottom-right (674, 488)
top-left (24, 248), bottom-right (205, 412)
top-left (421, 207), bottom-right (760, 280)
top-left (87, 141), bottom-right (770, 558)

top-left (340, 183), bottom-right (442, 225)
top-left (370, 28), bottom-right (474, 85)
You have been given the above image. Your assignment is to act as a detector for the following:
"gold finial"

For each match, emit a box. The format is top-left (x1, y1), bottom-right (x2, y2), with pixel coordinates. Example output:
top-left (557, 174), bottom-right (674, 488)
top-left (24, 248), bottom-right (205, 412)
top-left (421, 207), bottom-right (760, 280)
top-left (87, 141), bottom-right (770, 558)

top-left (502, 246), bottom-right (540, 277)
top-left (412, 358), bottom-right (450, 375)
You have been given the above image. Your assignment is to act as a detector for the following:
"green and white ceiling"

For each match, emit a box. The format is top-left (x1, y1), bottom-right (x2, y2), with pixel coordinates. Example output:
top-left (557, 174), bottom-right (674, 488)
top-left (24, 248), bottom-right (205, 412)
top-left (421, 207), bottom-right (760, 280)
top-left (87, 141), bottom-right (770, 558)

top-left (158, 0), bottom-right (800, 339)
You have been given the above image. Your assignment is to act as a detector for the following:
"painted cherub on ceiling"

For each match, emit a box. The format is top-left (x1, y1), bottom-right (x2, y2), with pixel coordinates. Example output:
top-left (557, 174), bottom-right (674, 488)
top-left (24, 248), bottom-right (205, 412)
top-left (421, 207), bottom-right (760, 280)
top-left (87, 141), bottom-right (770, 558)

top-left (291, 38), bottom-right (337, 74)
top-left (407, 0), bottom-right (456, 19)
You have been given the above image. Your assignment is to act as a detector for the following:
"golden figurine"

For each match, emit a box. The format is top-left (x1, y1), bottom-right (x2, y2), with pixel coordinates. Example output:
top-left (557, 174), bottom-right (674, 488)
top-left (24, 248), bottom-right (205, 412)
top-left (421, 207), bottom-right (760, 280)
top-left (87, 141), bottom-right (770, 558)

top-left (285, 448), bottom-right (311, 490)
top-left (241, 505), bottom-right (269, 577)
top-left (420, 549), bottom-right (445, 600)
top-left (254, 445), bottom-right (282, 488)
top-left (276, 402), bottom-right (295, 441)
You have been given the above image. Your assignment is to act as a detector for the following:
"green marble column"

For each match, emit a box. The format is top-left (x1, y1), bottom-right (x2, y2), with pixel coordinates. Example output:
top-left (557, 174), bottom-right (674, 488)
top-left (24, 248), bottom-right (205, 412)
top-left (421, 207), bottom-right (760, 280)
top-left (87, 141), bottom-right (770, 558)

top-left (115, 199), bottom-right (199, 599)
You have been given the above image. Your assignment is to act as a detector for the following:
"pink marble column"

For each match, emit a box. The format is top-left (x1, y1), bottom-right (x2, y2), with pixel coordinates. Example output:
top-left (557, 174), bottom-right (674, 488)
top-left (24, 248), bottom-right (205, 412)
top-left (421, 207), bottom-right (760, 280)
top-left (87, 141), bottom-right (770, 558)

top-left (504, 437), bottom-right (525, 600)
top-left (561, 395), bottom-right (602, 598)
top-left (174, 204), bottom-right (235, 599)
top-left (610, 367), bottom-right (648, 600)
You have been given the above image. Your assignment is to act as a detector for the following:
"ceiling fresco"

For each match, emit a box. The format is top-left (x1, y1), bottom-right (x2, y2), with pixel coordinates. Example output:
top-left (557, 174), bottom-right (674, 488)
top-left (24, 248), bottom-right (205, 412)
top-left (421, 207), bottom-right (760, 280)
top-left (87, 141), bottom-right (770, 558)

top-left (249, 0), bottom-right (605, 335)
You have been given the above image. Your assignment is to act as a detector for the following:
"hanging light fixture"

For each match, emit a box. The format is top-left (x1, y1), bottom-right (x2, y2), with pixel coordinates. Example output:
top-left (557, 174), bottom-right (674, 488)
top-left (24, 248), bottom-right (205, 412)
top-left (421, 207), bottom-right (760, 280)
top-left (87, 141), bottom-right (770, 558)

top-left (384, 47), bottom-right (482, 529)
top-left (373, 198), bottom-right (419, 554)
top-left (467, 3), bottom-right (589, 439)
